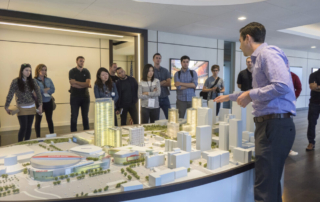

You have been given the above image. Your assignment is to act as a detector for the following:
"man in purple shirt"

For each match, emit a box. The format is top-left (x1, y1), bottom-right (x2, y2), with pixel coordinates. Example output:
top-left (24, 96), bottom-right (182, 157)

top-left (214, 22), bottom-right (296, 202)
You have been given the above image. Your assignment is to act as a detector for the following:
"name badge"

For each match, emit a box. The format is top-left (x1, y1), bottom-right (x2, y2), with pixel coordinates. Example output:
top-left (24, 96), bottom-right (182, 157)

top-left (148, 99), bottom-right (155, 108)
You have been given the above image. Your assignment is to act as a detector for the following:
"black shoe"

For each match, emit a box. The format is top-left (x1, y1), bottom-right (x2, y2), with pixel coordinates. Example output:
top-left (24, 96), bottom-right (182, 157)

top-left (306, 143), bottom-right (315, 151)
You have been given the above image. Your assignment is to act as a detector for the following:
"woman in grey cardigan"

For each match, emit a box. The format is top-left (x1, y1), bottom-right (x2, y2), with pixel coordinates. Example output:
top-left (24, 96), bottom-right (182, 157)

top-left (138, 64), bottom-right (161, 124)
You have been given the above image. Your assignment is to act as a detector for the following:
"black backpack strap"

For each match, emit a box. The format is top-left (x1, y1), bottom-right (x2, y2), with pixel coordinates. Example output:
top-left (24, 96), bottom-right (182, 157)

top-left (211, 77), bottom-right (220, 88)
top-left (178, 71), bottom-right (181, 79)
top-left (190, 70), bottom-right (193, 78)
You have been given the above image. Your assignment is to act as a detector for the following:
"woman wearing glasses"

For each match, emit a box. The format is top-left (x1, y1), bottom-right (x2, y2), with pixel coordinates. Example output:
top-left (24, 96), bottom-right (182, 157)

top-left (202, 65), bottom-right (225, 115)
top-left (34, 64), bottom-right (55, 138)
top-left (5, 63), bottom-right (42, 142)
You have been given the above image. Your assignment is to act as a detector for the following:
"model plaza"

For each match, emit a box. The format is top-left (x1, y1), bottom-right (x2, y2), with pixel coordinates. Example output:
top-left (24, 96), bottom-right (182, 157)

top-left (0, 97), bottom-right (255, 200)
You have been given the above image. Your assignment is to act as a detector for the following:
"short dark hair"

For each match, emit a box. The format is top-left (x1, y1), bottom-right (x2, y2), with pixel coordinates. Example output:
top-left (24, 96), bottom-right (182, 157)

top-left (180, 55), bottom-right (190, 63)
top-left (76, 56), bottom-right (85, 61)
top-left (142, 64), bottom-right (154, 82)
top-left (240, 22), bottom-right (266, 43)
top-left (116, 67), bottom-right (122, 71)
top-left (153, 53), bottom-right (161, 59)
top-left (211, 65), bottom-right (220, 72)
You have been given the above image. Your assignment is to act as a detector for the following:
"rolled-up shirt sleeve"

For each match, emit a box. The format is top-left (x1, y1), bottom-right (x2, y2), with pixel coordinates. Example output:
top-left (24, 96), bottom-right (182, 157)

top-left (229, 92), bottom-right (243, 101)
top-left (249, 48), bottom-right (292, 102)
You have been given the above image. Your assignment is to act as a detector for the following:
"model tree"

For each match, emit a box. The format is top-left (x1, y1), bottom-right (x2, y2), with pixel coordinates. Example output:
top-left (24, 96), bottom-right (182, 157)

top-left (104, 186), bottom-right (109, 191)
top-left (67, 178), bottom-right (70, 183)
top-left (37, 184), bottom-right (40, 188)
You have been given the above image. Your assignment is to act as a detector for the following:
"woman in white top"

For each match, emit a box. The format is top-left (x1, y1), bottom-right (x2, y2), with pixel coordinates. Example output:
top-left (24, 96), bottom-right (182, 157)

top-left (138, 64), bottom-right (161, 124)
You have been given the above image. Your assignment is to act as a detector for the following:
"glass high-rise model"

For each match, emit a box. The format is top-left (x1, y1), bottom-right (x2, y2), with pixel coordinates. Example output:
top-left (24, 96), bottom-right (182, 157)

top-left (168, 108), bottom-right (179, 123)
top-left (186, 108), bottom-right (197, 136)
top-left (192, 97), bottom-right (202, 109)
top-left (107, 127), bottom-right (122, 147)
top-left (94, 98), bottom-right (114, 147)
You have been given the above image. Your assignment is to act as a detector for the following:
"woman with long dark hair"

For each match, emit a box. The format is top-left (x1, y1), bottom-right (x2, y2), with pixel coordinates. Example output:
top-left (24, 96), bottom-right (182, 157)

top-left (138, 64), bottom-right (161, 123)
top-left (34, 64), bottom-right (55, 138)
top-left (5, 63), bottom-right (42, 142)
top-left (94, 67), bottom-right (119, 125)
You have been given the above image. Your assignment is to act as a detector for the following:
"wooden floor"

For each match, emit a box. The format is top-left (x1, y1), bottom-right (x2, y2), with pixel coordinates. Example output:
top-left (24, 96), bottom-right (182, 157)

top-left (0, 110), bottom-right (319, 201)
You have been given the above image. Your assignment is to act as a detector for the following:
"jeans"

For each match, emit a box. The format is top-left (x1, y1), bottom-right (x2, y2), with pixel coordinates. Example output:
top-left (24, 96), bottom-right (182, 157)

top-left (159, 97), bottom-right (171, 119)
top-left (141, 107), bottom-right (160, 124)
top-left (176, 100), bottom-right (192, 119)
top-left (307, 103), bottom-right (320, 144)
top-left (120, 104), bottom-right (138, 126)
top-left (254, 118), bottom-right (295, 202)
top-left (18, 115), bottom-right (34, 142)
top-left (70, 96), bottom-right (90, 132)
top-left (35, 100), bottom-right (54, 138)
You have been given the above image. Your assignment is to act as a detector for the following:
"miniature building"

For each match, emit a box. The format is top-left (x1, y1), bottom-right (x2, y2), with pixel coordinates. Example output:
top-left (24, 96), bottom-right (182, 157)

top-left (242, 131), bottom-right (254, 142)
top-left (196, 125), bottom-right (211, 151)
top-left (145, 154), bottom-right (165, 168)
top-left (233, 147), bottom-right (252, 163)
top-left (197, 107), bottom-right (213, 127)
top-left (177, 131), bottom-right (191, 152)
top-left (168, 108), bottom-right (179, 123)
top-left (165, 139), bottom-right (178, 152)
top-left (192, 96), bottom-right (202, 109)
top-left (232, 101), bottom-right (247, 131)
top-left (224, 114), bottom-right (235, 123)
top-left (219, 122), bottom-right (230, 151)
top-left (94, 98), bottom-right (114, 147)
top-left (219, 108), bottom-right (231, 122)
top-left (113, 150), bottom-right (140, 165)
top-left (202, 150), bottom-right (230, 170)
top-left (69, 145), bottom-right (105, 158)
top-left (246, 102), bottom-right (255, 132)
top-left (149, 167), bottom-right (188, 186)
top-left (72, 133), bottom-right (94, 145)
top-left (154, 119), bottom-right (168, 126)
top-left (190, 150), bottom-right (201, 160)
top-left (107, 127), bottom-right (122, 147)
top-left (208, 100), bottom-right (217, 125)
top-left (181, 123), bottom-right (192, 133)
top-left (129, 127), bottom-right (145, 147)
top-left (167, 148), bottom-right (190, 169)
top-left (186, 108), bottom-right (197, 136)
top-left (229, 119), bottom-right (243, 150)
top-left (121, 180), bottom-right (143, 192)
top-left (167, 122), bottom-right (179, 139)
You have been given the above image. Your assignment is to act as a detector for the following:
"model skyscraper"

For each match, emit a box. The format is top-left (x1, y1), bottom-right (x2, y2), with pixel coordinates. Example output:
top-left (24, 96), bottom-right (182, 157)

top-left (168, 108), bottom-right (179, 123)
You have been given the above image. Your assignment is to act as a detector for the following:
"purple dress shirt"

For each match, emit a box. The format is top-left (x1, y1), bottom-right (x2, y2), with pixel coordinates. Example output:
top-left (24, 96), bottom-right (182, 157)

top-left (229, 43), bottom-right (296, 117)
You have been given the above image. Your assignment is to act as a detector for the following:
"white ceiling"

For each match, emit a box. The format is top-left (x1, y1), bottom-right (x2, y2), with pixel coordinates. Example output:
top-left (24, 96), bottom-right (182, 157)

top-left (1, 0), bottom-right (320, 52)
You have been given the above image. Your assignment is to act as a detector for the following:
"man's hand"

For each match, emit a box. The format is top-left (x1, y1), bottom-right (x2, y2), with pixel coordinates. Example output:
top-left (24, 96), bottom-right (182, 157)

top-left (160, 80), bottom-right (166, 86)
top-left (88, 84), bottom-right (92, 88)
top-left (70, 79), bottom-right (76, 85)
top-left (38, 105), bottom-right (43, 114)
top-left (211, 87), bottom-right (217, 92)
top-left (153, 88), bottom-right (157, 92)
top-left (175, 82), bottom-right (181, 87)
top-left (214, 95), bottom-right (230, 103)
top-left (143, 92), bottom-right (149, 95)
top-left (5, 108), bottom-right (11, 115)
top-left (236, 91), bottom-right (252, 107)
top-left (310, 81), bottom-right (317, 90)
top-left (116, 110), bottom-right (120, 115)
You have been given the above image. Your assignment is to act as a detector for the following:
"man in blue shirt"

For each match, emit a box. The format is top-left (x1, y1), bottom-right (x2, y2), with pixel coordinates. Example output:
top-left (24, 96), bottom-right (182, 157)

top-left (153, 53), bottom-right (172, 119)
top-left (174, 55), bottom-right (198, 118)
top-left (214, 22), bottom-right (296, 202)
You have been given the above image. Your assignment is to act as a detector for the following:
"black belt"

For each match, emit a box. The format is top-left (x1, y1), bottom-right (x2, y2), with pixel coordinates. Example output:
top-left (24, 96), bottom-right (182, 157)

top-left (253, 113), bottom-right (292, 123)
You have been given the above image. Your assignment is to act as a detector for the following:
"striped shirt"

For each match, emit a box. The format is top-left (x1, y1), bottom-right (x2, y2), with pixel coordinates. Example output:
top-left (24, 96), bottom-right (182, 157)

top-left (174, 69), bottom-right (198, 102)
top-left (138, 79), bottom-right (161, 108)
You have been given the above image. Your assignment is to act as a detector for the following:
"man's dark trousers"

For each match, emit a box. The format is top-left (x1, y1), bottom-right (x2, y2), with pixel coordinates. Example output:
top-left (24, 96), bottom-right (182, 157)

top-left (254, 118), bottom-right (295, 202)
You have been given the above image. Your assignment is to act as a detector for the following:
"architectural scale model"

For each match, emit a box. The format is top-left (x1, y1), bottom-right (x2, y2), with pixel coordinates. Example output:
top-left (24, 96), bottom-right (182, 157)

top-left (0, 98), bottom-right (256, 201)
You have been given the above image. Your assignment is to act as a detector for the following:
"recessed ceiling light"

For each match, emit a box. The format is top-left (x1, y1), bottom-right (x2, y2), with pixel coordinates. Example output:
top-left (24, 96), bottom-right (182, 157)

top-left (311, 46), bottom-right (316, 49)
top-left (0, 21), bottom-right (123, 38)
top-left (238, 16), bottom-right (247, 21)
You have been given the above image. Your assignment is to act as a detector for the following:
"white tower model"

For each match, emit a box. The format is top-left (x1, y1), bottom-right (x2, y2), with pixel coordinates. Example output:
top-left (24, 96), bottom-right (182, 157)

top-left (229, 119), bottom-right (243, 150)
top-left (192, 97), bottom-right (202, 109)
top-left (196, 125), bottom-right (211, 151)
top-left (186, 108), bottom-right (197, 136)
top-left (129, 127), bottom-right (145, 146)
top-left (94, 98), bottom-right (114, 147)
top-left (207, 100), bottom-right (217, 125)
top-left (232, 101), bottom-right (247, 131)
top-left (177, 131), bottom-right (191, 152)
top-left (167, 122), bottom-right (179, 139)
top-left (168, 108), bottom-right (179, 123)
top-left (219, 122), bottom-right (229, 151)
top-left (197, 107), bottom-right (213, 127)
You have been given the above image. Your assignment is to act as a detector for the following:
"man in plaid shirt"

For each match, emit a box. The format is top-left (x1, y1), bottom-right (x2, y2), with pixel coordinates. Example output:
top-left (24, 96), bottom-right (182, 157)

top-left (174, 55), bottom-right (198, 118)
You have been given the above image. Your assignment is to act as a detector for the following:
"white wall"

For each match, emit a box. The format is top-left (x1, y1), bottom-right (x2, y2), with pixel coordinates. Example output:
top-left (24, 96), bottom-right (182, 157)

top-left (148, 30), bottom-right (224, 119)
top-left (235, 42), bottom-right (320, 109)
top-left (0, 28), bottom-right (109, 131)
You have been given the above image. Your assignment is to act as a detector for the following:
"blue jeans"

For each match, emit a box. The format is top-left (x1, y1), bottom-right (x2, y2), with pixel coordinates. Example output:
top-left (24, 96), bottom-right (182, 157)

top-left (307, 103), bottom-right (320, 144)
top-left (159, 97), bottom-right (171, 119)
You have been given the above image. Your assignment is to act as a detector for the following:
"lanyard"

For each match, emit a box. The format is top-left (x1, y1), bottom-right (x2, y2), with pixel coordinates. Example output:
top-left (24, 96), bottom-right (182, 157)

top-left (147, 81), bottom-right (153, 92)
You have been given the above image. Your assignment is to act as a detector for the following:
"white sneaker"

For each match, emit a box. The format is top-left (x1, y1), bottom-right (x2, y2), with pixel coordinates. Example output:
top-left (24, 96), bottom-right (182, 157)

top-left (289, 150), bottom-right (298, 156)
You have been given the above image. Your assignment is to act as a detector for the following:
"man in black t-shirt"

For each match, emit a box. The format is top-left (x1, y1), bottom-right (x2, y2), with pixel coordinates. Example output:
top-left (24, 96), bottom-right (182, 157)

top-left (115, 67), bottom-right (138, 126)
top-left (306, 69), bottom-right (320, 151)
top-left (69, 56), bottom-right (91, 132)
top-left (109, 63), bottom-right (119, 82)
top-left (237, 57), bottom-right (253, 91)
